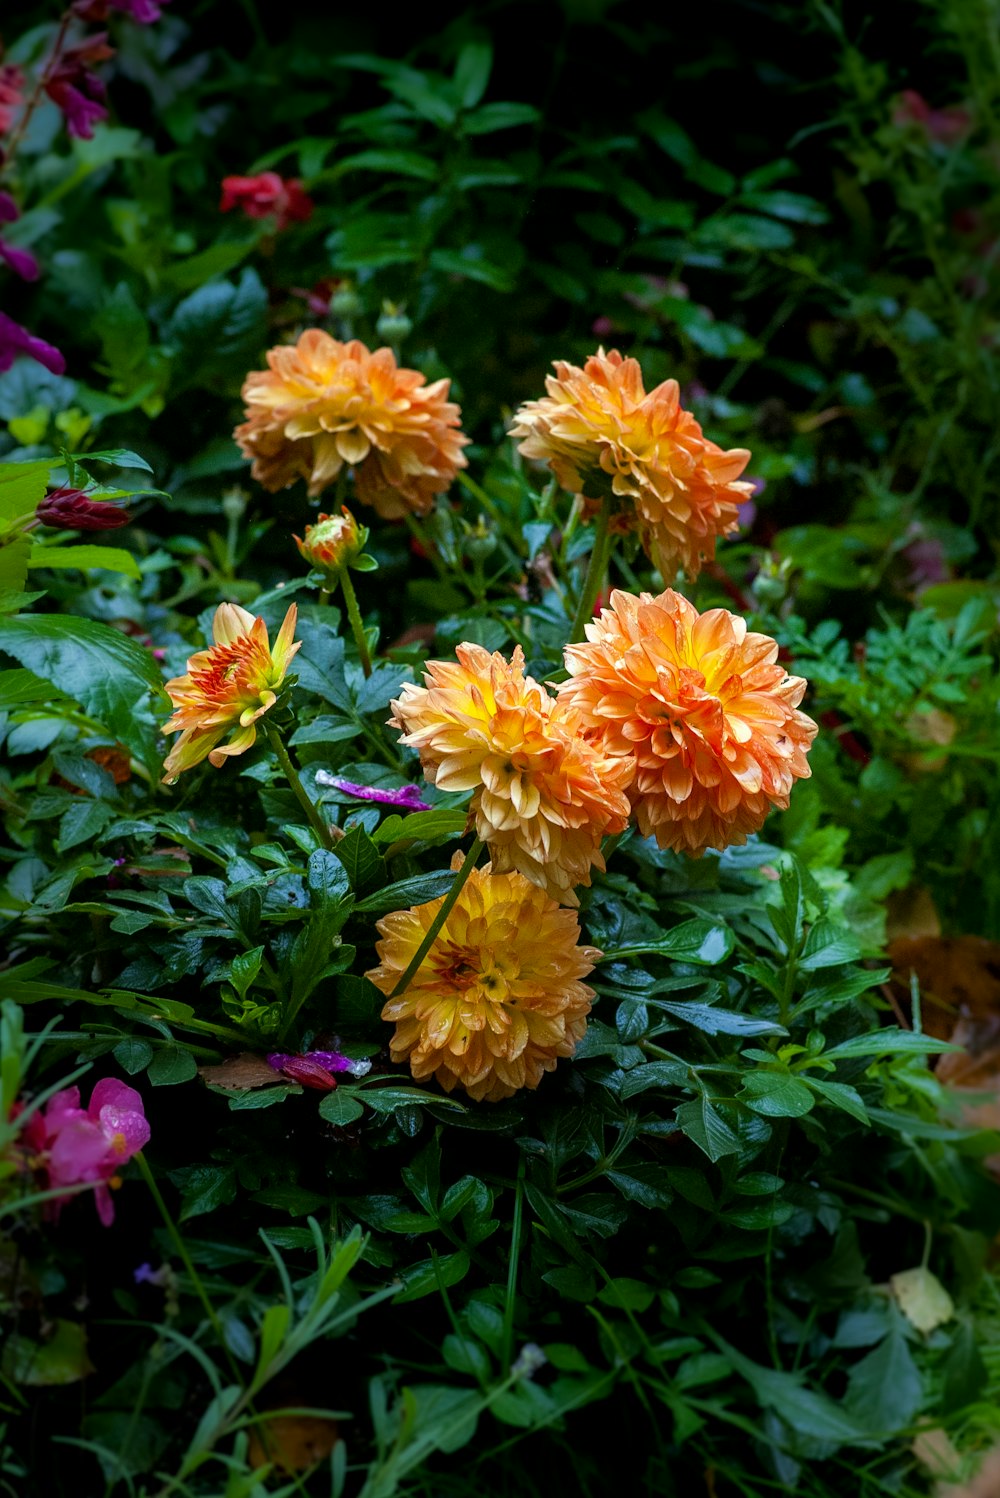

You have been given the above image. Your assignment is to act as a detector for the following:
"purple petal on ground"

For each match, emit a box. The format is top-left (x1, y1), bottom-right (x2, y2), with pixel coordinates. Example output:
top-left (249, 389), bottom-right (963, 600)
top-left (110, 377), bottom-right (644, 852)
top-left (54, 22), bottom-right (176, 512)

top-left (0, 240), bottom-right (40, 281)
top-left (316, 773), bottom-right (431, 810)
top-left (0, 313), bottom-right (66, 375)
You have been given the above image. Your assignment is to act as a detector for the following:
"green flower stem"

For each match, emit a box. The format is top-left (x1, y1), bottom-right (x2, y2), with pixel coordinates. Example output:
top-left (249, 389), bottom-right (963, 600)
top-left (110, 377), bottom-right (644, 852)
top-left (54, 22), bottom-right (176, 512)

top-left (264, 723), bottom-right (335, 851)
top-left (567, 496), bottom-right (611, 643)
top-left (403, 510), bottom-right (452, 585)
top-left (388, 834), bottom-right (484, 999)
top-left (338, 566), bottom-right (373, 677)
top-left (135, 1152), bottom-right (240, 1383)
top-left (318, 586), bottom-right (333, 608)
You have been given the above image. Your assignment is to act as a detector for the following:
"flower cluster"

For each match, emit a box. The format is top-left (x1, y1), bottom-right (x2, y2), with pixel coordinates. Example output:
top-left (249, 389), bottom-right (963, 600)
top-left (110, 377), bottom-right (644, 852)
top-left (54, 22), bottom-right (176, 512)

top-left (234, 331), bottom-right (468, 517)
top-left (162, 602), bottom-right (300, 783)
top-left (220, 172), bottom-right (314, 231)
top-left (390, 643), bottom-right (632, 904)
top-left (367, 860), bottom-right (600, 1101)
top-left (559, 588), bottom-right (818, 854)
top-left (510, 348), bottom-right (753, 579)
top-left (45, 32), bottom-right (114, 140)
top-left (15, 1078), bottom-right (149, 1226)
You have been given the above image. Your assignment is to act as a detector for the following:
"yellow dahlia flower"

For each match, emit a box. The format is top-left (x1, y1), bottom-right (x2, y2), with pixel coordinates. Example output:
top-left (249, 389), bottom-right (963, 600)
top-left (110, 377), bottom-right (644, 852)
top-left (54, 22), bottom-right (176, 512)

top-left (389, 644), bottom-right (632, 905)
top-left (559, 588), bottom-right (817, 855)
top-left (161, 603), bottom-right (300, 783)
top-left (294, 507), bottom-right (366, 580)
top-left (234, 332), bottom-right (468, 518)
top-left (367, 861), bottom-right (601, 1101)
top-left (509, 348), bottom-right (752, 579)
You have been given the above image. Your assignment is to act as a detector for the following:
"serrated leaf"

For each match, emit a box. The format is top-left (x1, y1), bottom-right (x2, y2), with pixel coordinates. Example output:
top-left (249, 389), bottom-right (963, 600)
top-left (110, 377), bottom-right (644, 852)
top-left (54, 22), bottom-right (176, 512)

top-left (0, 612), bottom-right (165, 773)
top-left (675, 1096), bottom-right (741, 1161)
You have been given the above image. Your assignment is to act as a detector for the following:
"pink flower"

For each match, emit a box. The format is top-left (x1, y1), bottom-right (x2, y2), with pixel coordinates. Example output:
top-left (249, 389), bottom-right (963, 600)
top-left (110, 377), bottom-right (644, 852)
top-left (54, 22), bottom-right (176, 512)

top-left (0, 63), bottom-right (24, 135)
top-left (0, 313), bottom-right (65, 375)
top-left (220, 172), bottom-right (314, 232)
top-left (0, 192), bottom-right (38, 279)
top-left (45, 34), bottom-right (114, 141)
top-left (18, 1078), bottom-right (150, 1226)
top-left (892, 90), bottom-right (972, 146)
top-left (74, 0), bottom-right (170, 21)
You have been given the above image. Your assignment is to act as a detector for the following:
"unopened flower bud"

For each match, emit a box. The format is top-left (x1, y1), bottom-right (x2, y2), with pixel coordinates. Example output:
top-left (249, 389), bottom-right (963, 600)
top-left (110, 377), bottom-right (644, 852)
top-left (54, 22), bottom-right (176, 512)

top-left (294, 507), bottom-right (367, 581)
top-left (221, 485), bottom-right (248, 522)
top-left (511, 1343), bottom-right (547, 1380)
top-left (330, 285), bottom-right (362, 319)
top-left (464, 516), bottom-right (498, 562)
top-left (36, 488), bottom-right (130, 530)
top-left (376, 301), bottom-right (412, 345)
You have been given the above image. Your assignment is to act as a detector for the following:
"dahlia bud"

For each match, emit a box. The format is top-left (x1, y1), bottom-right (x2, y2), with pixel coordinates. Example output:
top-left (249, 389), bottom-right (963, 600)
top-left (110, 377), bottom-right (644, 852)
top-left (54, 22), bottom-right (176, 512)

top-left (294, 507), bottom-right (367, 582)
top-left (375, 302), bottom-right (412, 345)
top-left (330, 285), bottom-right (362, 319)
top-left (221, 484), bottom-right (248, 523)
top-left (464, 515), bottom-right (498, 563)
top-left (36, 488), bottom-right (130, 530)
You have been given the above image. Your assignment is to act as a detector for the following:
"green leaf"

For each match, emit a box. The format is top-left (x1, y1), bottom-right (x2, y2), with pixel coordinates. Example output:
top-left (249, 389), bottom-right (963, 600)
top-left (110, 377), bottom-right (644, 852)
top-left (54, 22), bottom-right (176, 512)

top-left (454, 39), bottom-right (492, 107)
top-left (798, 920), bottom-right (864, 970)
top-left (393, 1251), bottom-right (470, 1303)
top-left (308, 847), bottom-right (352, 908)
top-left (147, 1047), bottom-right (198, 1087)
top-left (0, 612), bottom-right (165, 774)
top-left (174, 1163), bottom-right (238, 1221)
top-left (739, 1073), bottom-right (815, 1118)
top-left (333, 825), bottom-right (385, 895)
top-left (844, 1317), bottom-right (923, 1435)
top-left (353, 870), bottom-right (453, 913)
top-left (358, 1085), bottom-right (467, 1115)
top-left (328, 148), bottom-right (439, 180)
top-left (603, 918), bottom-right (734, 965)
top-left (806, 1078), bottom-right (869, 1124)
top-left (318, 1091), bottom-right (365, 1126)
top-left (165, 270), bottom-right (268, 388)
top-left (657, 1000), bottom-right (786, 1038)
top-left (0, 459), bottom-right (49, 523)
top-left (27, 544), bottom-right (140, 580)
top-left (675, 1096), bottom-right (741, 1161)
top-left (462, 101), bottom-right (539, 133)
top-left (113, 1037), bottom-right (154, 1075)
top-left (822, 1029), bottom-right (960, 1061)
top-left (58, 799), bottom-right (115, 852)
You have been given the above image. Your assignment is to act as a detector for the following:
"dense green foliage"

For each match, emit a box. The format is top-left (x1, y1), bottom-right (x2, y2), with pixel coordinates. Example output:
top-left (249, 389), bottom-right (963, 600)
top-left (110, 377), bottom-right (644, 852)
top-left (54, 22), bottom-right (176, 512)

top-left (2, 2), bottom-right (1000, 1495)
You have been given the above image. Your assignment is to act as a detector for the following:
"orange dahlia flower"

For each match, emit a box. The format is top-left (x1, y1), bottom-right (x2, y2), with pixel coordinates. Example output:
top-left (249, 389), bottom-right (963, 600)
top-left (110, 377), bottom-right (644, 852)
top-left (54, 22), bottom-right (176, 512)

top-left (234, 332), bottom-right (468, 518)
top-left (367, 860), bottom-right (601, 1101)
top-left (509, 348), bottom-right (753, 580)
top-left (389, 643), bottom-right (632, 905)
top-left (559, 588), bottom-right (817, 854)
top-left (162, 603), bottom-right (300, 783)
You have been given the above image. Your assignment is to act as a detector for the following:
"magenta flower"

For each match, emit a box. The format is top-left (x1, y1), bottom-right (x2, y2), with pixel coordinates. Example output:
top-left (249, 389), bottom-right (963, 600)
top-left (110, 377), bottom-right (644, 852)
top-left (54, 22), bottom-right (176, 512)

top-left (0, 312), bottom-right (65, 375)
top-left (0, 193), bottom-right (40, 281)
top-left (316, 773), bottom-right (431, 810)
top-left (74, 0), bottom-right (170, 21)
top-left (18, 1078), bottom-right (149, 1226)
top-left (37, 488), bottom-right (130, 530)
top-left (267, 1050), bottom-right (372, 1091)
top-left (0, 63), bottom-right (24, 135)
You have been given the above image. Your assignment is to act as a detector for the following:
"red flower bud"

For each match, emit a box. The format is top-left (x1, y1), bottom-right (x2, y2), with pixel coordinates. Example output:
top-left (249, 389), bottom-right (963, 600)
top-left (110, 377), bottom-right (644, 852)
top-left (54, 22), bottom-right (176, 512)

top-left (277, 1056), bottom-right (338, 1091)
top-left (36, 488), bottom-right (131, 530)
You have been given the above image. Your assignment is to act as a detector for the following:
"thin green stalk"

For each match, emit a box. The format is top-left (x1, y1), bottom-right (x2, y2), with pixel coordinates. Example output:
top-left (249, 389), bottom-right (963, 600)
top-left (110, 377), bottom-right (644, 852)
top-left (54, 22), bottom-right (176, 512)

top-left (135, 1153), bottom-right (243, 1389)
top-left (339, 567), bottom-right (373, 677)
top-left (318, 586), bottom-right (333, 608)
top-left (389, 836), bottom-right (484, 999)
top-left (264, 723), bottom-right (335, 851)
top-left (500, 1162), bottom-right (525, 1376)
top-left (567, 497), bottom-right (611, 643)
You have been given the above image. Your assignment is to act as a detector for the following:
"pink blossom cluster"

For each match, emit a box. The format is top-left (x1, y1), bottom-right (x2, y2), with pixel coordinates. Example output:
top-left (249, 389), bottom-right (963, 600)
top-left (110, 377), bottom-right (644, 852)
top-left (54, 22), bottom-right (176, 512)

top-left (15, 1078), bottom-right (150, 1226)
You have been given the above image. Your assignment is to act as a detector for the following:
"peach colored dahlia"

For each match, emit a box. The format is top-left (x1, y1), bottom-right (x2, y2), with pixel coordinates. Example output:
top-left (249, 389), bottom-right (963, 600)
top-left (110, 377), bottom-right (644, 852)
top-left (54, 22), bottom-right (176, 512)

top-left (559, 588), bottom-right (817, 854)
top-left (234, 332), bottom-right (468, 518)
top-left (367, 860), bottom-right (601, 1102)
top-left (161, 603), bottom-right (300, 783)
top-left (509, 348), bottom-right (753, 579)
top-left (389, 643), bottom-right (632, 905)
